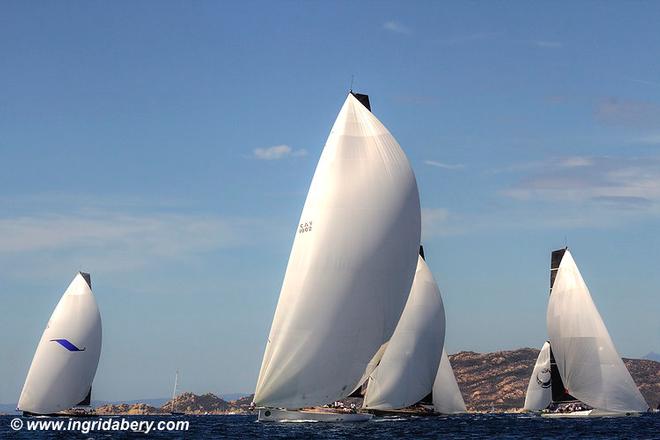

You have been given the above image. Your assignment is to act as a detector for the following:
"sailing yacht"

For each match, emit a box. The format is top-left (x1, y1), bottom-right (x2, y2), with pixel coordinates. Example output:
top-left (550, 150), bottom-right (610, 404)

top-left (360, 248), bottom-right (466, 415)
top-left (524, 248), bottom-right (649, 417)
top-left (18, 272), bottom-right (102, 416)
top-left (362, 250), bottom-right (446, 413)
top-left (253, 91), bottom-right (422, 422)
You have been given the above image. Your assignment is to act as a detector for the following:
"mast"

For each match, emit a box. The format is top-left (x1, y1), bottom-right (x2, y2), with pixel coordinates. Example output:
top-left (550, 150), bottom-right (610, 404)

top-left (548, 248), bottom-right (577, 403)
top-left (171, 370), bottom-right (179, 413)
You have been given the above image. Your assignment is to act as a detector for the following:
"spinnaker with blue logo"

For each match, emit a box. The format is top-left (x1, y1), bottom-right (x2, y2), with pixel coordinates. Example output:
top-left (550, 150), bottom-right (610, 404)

top-left (18, 272), bottom-right (102, 415)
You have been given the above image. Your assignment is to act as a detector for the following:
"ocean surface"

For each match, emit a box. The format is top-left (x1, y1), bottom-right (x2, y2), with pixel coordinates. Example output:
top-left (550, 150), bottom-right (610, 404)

top-left (1, 413), bottom-right (659, 439)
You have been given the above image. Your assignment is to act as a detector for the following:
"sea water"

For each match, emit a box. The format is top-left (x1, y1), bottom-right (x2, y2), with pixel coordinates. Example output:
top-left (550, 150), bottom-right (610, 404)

top-left (1, 413), bottom-right (658, 439)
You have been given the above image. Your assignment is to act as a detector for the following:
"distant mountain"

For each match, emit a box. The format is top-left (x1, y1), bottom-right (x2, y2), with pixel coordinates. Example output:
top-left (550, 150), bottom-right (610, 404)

top-left (644, 352), bottom-right (660, 362)
top-left (448, 348), bottom-right (660, 411)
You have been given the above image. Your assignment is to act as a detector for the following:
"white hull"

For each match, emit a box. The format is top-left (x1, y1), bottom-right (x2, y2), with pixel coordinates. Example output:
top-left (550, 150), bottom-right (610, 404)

top-left (541, 409), bottom-right (641, 418)
top-left (258, 408), bottom-right (373, 422)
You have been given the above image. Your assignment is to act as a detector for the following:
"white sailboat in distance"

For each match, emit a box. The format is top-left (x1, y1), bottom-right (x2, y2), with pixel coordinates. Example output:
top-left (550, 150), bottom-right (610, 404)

top-left (170, 370), bottom-right (184, 415)
top-left (253, 91), bottom-right (421, 422)
top-left (525, 248), bottom-right (649, 417)
top-left (18, 272), bottom-right (102, 416)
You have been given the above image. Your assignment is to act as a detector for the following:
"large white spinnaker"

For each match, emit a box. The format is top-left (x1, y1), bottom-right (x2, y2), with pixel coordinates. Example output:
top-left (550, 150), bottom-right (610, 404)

top-left (363, 256), bottom-right (445, 410)
top-left (523, 341), bottom-right (552, 411)
top-left (254, 93), bottom-right (421, 409)
top-left (432, 349), bottom-right (467, 414)
top-left (547, 250), bottom-right (648, 413)
top-left (18, 272), bottom-right (102, 415)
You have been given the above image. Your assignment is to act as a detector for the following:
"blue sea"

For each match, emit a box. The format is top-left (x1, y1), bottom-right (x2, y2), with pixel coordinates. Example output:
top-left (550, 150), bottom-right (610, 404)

top-left (1, 413), bottom-right (659, 439)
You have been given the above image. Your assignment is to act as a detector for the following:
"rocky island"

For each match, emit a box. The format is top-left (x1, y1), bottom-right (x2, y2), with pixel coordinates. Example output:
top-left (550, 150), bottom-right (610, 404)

top-left (95, 348), bottom-right (659, 414)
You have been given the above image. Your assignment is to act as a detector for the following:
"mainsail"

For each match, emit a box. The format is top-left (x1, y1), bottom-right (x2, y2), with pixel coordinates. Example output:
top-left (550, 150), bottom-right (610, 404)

top-left (18, 272), bottom-right (102, 414)
top-left (363, 256), bottom-right (445, 410)
top-left (547, 250), bottom-right (648, 412)
top-left (432, 349), bottom-right (467, 414)
top-left (523, 341), bottom-right (552, 411)
top-left (253, 93), bottom-right (421, 409)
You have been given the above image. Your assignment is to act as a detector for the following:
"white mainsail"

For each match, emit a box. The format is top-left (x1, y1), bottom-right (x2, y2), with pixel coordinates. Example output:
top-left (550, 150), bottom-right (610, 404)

top-left (432, 349), bottom-right (467, 414)
top-left (547, 250), bottom-right (648, 413)
top-left (523, 341), bottom-right (552, 411)
top-left (254, 93), bottom-right (421, 409)
top-left (18, 272), bottom-right (102, 415)
top-left (363, 256), bottom-right (445, 410)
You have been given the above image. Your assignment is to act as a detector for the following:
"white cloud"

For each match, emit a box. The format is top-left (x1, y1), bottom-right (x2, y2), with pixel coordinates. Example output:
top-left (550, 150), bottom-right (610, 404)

top-left (253, 145), bottom-right (307, 160)
top-left (595, 98), bottom-right (660, 127)
top-left (383, 20), bottom-right (411, 35)
top-left (424, 160), bottom-right (465, 170)
top-left (632, 134), bottom-right (660, 145)
top-left (501, 156), bottom-right (660, 209)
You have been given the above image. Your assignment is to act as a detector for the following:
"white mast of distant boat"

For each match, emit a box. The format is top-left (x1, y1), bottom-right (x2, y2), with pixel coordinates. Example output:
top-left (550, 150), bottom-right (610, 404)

top-left (170, 370), bottom-right (180, 414)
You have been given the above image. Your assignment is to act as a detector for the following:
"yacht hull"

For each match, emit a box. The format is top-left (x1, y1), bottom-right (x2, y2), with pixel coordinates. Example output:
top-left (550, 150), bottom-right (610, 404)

top-left (541, 409), bottom-right (640, 418)
top-left (258, 408), bottom-right (373, 422)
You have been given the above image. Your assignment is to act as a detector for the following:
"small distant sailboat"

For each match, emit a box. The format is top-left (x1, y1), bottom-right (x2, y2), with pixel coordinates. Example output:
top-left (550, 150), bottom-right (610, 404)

top-left (170, 370), bottom-right (185, 415)
top-left (253, 91), bottom-right (421, 422)
top-left (362, 251), bottom-right (446, 413)
top-left (523, 341), bottom-right (552, 411)
top-left (18, 272), bottom-right (102, 416)
top-left (524, 248), bottom-right (649, 417)
top-left (432, 349), bottom-right (467, 414)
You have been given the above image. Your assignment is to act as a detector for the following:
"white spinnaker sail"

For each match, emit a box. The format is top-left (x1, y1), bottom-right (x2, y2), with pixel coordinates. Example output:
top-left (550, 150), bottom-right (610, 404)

top-left (432, 349), bottom-right (467, 414)
top-left (547, 250), bottom-right (648, 412)
top-left (254, 93), bottom-right (421, 409)
top-left (363, 256), bottom-right (445, 410)
top-left (18, 273), bottom-right (102, 414)
top-left (523, 341), bottom-right (552, 411)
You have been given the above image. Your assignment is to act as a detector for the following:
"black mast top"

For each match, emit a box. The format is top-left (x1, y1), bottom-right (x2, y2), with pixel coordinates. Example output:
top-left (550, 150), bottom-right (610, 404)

top-left (350, 91), bottom-right (371, 112)
top-left (549, 247), bottom-right (567, 294)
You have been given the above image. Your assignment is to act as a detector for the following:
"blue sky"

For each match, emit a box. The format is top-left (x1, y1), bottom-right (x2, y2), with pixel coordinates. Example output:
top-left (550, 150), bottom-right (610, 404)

top-left (1, 2), bottom-right (659, 403)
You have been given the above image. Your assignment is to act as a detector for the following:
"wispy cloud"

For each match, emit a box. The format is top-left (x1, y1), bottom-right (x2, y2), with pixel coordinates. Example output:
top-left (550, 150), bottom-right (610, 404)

top-left (627, 78), bottom-right (660, 88)
top-left (0, 214), bottom-right (249, 255)
top-left (383, 20), bottom-right (411, 35)
top-left (253, 145), bottom-right (307, 160)
top-left (531, 40), bottom-right (562, 48)
top-left (421, 208), bottom-right (465, 237)
top-left (595, 97), bottom-right (660, 128)
top-left (502, 155), bottom-right (660, 210)
top-left (558, 156), bottom-right (593, 168)
top-left (631, 134), bottom-right (660, 145)
top-left (424, 160), bottom-right (465, 170)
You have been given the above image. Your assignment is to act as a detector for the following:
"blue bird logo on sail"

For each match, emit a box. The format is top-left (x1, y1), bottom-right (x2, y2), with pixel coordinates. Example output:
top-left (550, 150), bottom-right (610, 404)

top-left (50, 339), bottom-right (86, 352)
